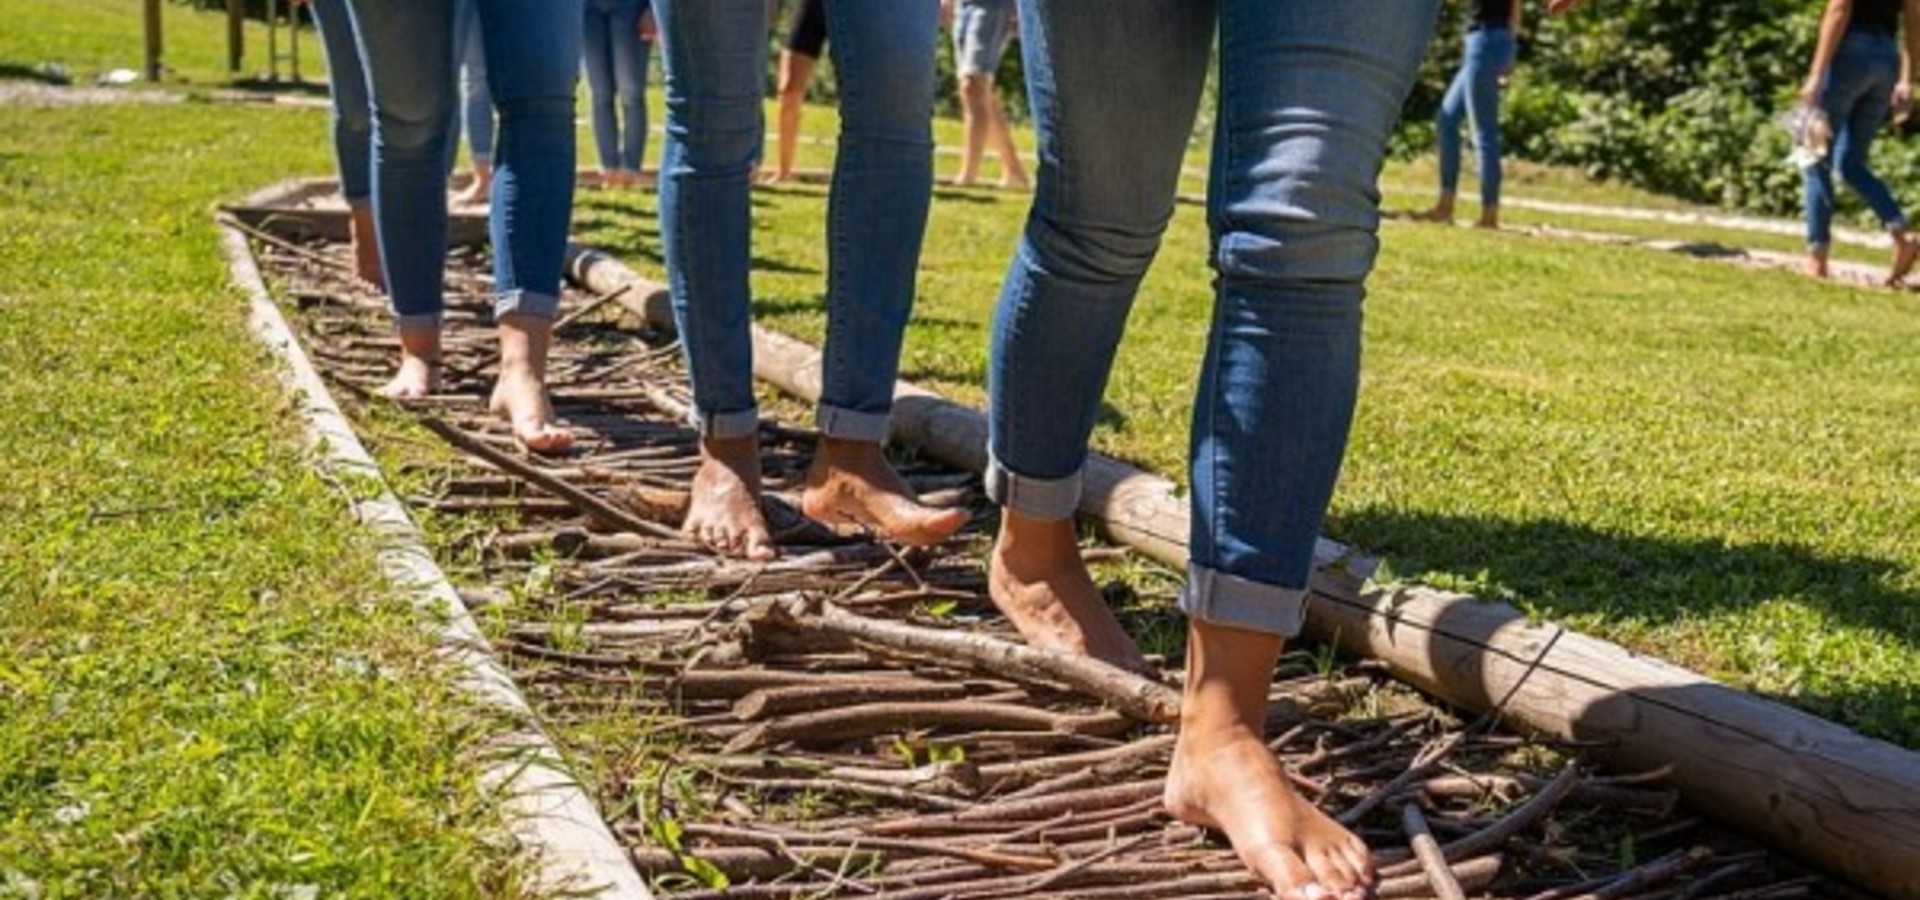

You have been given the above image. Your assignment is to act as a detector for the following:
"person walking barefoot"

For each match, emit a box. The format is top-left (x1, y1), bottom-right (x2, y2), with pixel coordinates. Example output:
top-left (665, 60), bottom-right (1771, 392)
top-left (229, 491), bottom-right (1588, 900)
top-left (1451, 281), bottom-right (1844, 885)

top-left (305, 0), bottom-right (383, 289)
top-left (980, 2), bottom-right (1458, 896)
top-left (1416, 0), bottom-right (1524, 230)
top-left (945, 0), bottom-right (1030, 189)
top-left (764, 0), bottom-right (826, 186)
top-left (654, 0), bottom-right (968, 559)
top-left (1799, 0), bottom-right (1920, 284)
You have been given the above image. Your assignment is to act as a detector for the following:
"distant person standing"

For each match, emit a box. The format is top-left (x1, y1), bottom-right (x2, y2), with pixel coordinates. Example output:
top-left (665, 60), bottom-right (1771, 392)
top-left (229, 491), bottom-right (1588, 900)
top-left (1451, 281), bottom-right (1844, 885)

top-left (1416, 0), bottom-right (1522, 229)
top-left (454, 0), bottom-right (496, 207)
top-left (583, 0), bottom-right (656, 188)
top-left (305, 0), bottom-right (381, 287)
top-left (1799, 0), bottom-right (1920, 283)
top-left (764, 0), bottom-right (826, 185)
top-left (945, 0), bottom-right (1029, 189)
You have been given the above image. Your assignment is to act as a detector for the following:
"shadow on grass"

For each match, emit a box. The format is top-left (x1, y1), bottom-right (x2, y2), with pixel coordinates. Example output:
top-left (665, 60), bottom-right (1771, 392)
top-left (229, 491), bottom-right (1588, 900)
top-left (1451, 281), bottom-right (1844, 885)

top-left (1333, 507), bottom-right (1920, 744)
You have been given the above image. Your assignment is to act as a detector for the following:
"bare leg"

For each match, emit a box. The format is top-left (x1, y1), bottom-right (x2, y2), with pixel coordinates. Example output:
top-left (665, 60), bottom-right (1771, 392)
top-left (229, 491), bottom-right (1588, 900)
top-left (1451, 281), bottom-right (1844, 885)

top-left (686, 434), bottom-right (777, 560)
top-left (347, 201), bottom-right (385, 289)
top-left (954, 73), bottom-right (993, 186)
top-left (454, 160), bottom-right (493, 207)
top-left (801, 437), bottom-right (969, 545)
top-left (987, 508), bottom-right (1149, 671)
top-left (380, 325), bottom-right (440, 399)
top-left (1164, 620), bottom-right (1376, 900)
top-left (1887, 229), bottom-right (1917, 285)
top-left (1414, 189), bottom-right (1456, 224)
top-left (765, 51), bottom-right (815, 185)
top-left (983, 81), bottom-right (1030, 190)
top-left (487, 313), bottom-right (574, 452)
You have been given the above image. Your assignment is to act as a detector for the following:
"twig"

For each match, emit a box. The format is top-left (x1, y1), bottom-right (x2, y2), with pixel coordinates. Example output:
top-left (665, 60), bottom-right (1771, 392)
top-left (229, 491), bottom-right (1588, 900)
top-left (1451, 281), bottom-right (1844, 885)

top-left (1402, 803), bottom-right (1467, 900)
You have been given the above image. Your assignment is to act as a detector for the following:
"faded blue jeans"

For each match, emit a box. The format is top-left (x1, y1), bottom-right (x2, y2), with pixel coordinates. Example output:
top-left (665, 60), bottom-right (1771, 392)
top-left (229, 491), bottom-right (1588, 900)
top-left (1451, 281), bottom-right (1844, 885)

top-left (342, 0), bottom-right (582, 328)
top-left (457, 0), bottom-right (496, 169)
top-left (309, 0), bottom-right (372, 202)
top-left (1805, 30), bottom-right (1909, 250)
top-left (654, 0), bottom-right (938, 441)
top-left (986, 0), bottom-right (1437, 637)
top-left (1436, 26), bottom-right (1515, 210)
top-left (583, 0), bottom-right (653, 173)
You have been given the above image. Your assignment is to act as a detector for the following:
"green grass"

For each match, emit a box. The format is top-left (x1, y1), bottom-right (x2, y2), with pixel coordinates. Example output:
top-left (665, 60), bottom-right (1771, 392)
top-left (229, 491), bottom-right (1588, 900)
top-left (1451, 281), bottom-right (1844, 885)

top-left (0, 0), bottom-right (330, 88)
top-left (0, 96), bottom-right (537, 896)
top-left (576, 167), bottom-right (1920, 749)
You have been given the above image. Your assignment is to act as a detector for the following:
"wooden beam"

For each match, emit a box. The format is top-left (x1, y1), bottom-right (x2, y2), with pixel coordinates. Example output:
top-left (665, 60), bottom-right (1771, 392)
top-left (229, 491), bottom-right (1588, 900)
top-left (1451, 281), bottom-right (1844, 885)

top-left (143, 0), bottom-right (163, 83)
top-left (227, 0), bottom-right (244, 74)
top-left (562, 245), bottom-right (1920, 900)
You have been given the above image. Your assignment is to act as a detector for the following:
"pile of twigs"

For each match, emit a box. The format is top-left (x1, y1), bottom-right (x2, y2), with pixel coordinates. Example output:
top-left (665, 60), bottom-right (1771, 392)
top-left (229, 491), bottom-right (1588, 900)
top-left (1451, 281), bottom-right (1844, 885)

top-left (242, 217), bottom-right (1846, 900)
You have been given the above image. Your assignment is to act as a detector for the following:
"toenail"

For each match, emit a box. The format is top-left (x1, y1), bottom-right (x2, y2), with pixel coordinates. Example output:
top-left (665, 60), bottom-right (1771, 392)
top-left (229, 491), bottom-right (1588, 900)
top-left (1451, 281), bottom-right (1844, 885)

top-left (1300, 884), bottom-right (1330, 900)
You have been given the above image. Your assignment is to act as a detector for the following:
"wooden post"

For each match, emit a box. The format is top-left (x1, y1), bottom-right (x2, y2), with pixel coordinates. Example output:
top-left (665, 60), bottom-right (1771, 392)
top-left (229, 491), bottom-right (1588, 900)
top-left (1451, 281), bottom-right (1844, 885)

top-left (560, 244), bottom-right (1920, 900)
top-left (227, 0), bottom-right (245, 74)
top-left (142, 0), bottom-right (163, 83)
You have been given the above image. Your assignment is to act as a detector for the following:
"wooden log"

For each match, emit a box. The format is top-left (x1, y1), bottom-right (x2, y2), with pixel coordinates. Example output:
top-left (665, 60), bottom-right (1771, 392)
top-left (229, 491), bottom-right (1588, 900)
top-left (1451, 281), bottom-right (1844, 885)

top-left (565, 246), bottom-right (1920, 900)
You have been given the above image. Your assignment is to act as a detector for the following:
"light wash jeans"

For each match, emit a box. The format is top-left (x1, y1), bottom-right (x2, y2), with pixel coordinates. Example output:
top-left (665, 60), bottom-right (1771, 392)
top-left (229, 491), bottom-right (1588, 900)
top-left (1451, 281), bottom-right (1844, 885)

top-left (308, 0), bottom-right (372, 202)
top-left (584, 0), bottom-right (653, 173)
top-left (952, 0), bottom-right (1015, 78)
top-left (457, 0), bottom-right (496, 169)
top-left (1805, 30), bottom-right (1909, 250)
top-left (654, 0), bottom-right (938, 441)
top-left (341, 0), bottom-right (582, 327)
top-left (1436, 26), bottom-right (1514, 210)
top-left (986, 0), bottom-right (1437, 637)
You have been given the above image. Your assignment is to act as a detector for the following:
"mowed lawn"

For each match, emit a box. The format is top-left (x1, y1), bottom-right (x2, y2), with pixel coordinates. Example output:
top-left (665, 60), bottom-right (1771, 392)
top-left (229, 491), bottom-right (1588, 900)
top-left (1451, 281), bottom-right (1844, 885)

top-left (577, 171), bottom-right (1920, 748)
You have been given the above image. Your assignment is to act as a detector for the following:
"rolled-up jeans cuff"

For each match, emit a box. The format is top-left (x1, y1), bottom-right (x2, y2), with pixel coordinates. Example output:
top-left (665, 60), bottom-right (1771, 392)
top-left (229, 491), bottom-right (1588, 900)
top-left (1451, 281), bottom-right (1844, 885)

top-left (1887, 217), bottom-right (1910, 233)
top-left (983, 451), bottom-right (1082, 520)
top-left (495, 290), bottom-right (561, 322)
top-left (692, 407), bottom-right (761, 440)
top-left (1178, 564), bottom-right (1309, 638)
top-left (393, 311), bottom-right (443, 332)
top-left (815, 403), bottom-right (891, 443)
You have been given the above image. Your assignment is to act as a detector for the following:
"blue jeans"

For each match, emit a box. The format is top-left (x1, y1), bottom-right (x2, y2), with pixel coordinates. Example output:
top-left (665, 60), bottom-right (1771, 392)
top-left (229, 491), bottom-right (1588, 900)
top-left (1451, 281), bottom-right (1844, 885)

top-left (584, 0), bottom-right (653, 172)
top-left (953, 0), bottom-right (1015, 78)
top-left (457, 0), bottom-right (496, 168)
top-left (1436, 26), bottom-right (1514, 209)
top-left (1805, 30), bottom-right (1909, 249)
top-left (654, 0), bottom-right (938, 441)
top-left (341, 0), bottom-right (582, 328)
top-left (309, 0), bottom-right (372, 202)
top-left (986, 0), bottom-right (1437, 637)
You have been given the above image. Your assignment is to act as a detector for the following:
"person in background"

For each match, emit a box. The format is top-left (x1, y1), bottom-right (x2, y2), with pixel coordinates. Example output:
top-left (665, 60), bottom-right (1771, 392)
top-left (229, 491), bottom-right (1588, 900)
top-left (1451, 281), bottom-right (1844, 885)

top-left (944, 0), bottom-right (1029, 189)
top-left (1416, 0), bottom-right (1523, 229)
top-left (342, 0), bottom-right (582, 453)
top-left (763, 0), bottom-right (826, 185)
top-left (583, 0), bottom-right (656, 188)
top-left (1800, 0), bottom-right (1920, 283)
top-left (305, 0), bottom-right (381, 287)
top-left (653, 0), bottom-right (968, 560)
top-left (454, 0), bottom-right (496, 206)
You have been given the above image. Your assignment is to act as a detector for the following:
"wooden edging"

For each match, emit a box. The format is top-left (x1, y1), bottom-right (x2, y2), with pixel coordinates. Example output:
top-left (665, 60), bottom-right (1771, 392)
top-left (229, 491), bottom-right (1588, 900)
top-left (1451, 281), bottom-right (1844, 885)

top-left (565, 245), bottom-right (1920, 900)
top-left (220, 210), bottom-right (653, 899)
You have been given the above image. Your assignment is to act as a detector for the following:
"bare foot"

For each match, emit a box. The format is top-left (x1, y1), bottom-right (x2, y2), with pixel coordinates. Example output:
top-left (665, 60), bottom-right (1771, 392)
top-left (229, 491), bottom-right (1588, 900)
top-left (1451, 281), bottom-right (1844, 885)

top-left (760, 170), bottom-right (792, 186)
top-left (1804, 254), bottom-right (1831, 280)
top-left (379, 327), bottom-right (440, 399)
top-left (997, 173), bottom-right (1031, 191)
top-left (1165, 620), bottom-right (1375, 900)
top-left (987, 508), bottom-right (1148, 672)
top-left (801, 437), bottom-right (969, 545)
top-left (1410, 205), bottom-right (1454, 224)
top-left (1887, 233), bottom-right (1918, 285)
top-left (1476, 209), bottom-right (1500, 230)
top-left (347, 202), bottom-right (385, 290)
top-left (686, 436), bottom-right (776, 561)
top-left (488, 316), bottom-right (573, 453)
top-left (1165, 727), bottom-right (1374, 900)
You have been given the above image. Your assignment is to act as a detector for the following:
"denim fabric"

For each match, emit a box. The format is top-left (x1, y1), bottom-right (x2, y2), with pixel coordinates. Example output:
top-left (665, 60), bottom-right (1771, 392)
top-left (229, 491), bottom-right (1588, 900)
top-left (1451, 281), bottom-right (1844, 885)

top-left (655, 0), bottom-right (937, 441)
top-left (457, 0), bottom-right (496, 168)
top-left (1436, 26), bottom-right (1514, 209)
top-left (1805, 30), bottom-right (1909, 248)
top-left (342, 0), bottom-right (582, 327)
top-left (953, 0), bottom-right (1015, 77)
top-left (986, 0), bottom-right (1437, 636)
top-left (309, 0), bottom-right (372, 202)
top-left (583, 0), bottom-right (653, 172)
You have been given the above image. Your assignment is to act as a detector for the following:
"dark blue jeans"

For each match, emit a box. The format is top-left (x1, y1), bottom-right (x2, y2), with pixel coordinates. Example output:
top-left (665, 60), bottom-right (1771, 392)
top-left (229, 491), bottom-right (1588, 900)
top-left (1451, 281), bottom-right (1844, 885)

top-left (986, 0), bottom-right (1437, 636)
top-left (1436, 26), bottom-right (1515, 209)
top-left (654, 0), bottom-right (938, 441)
top-left (583, 0), bottom-right (653, 173)
top-left (1805, 30), bottom-right (1909, 249)
top-left (342, 0), bottom-right (581, 328)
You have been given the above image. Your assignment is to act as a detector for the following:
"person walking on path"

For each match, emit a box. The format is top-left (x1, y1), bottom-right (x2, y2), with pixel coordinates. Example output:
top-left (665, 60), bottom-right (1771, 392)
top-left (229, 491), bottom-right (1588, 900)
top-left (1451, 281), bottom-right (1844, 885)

top-left (763, 0), bottom-right (827, 185)
top-left (653, 0), bottom-right (968, 560)
top-left (1799, 0), bottom-right (1920, 283)
top-left (340, 0), bottom-right (583, 453)
top-left (583, 0), bottom-right (656, 188)
top-left (1416, 0), bottom-right (1523, 229)
top-left (453, 1), bottom-right (497, 207)
top-left (305, 0), bottom-right (381, 288)
top-left (945, 0), bottom-right (1029, 189)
